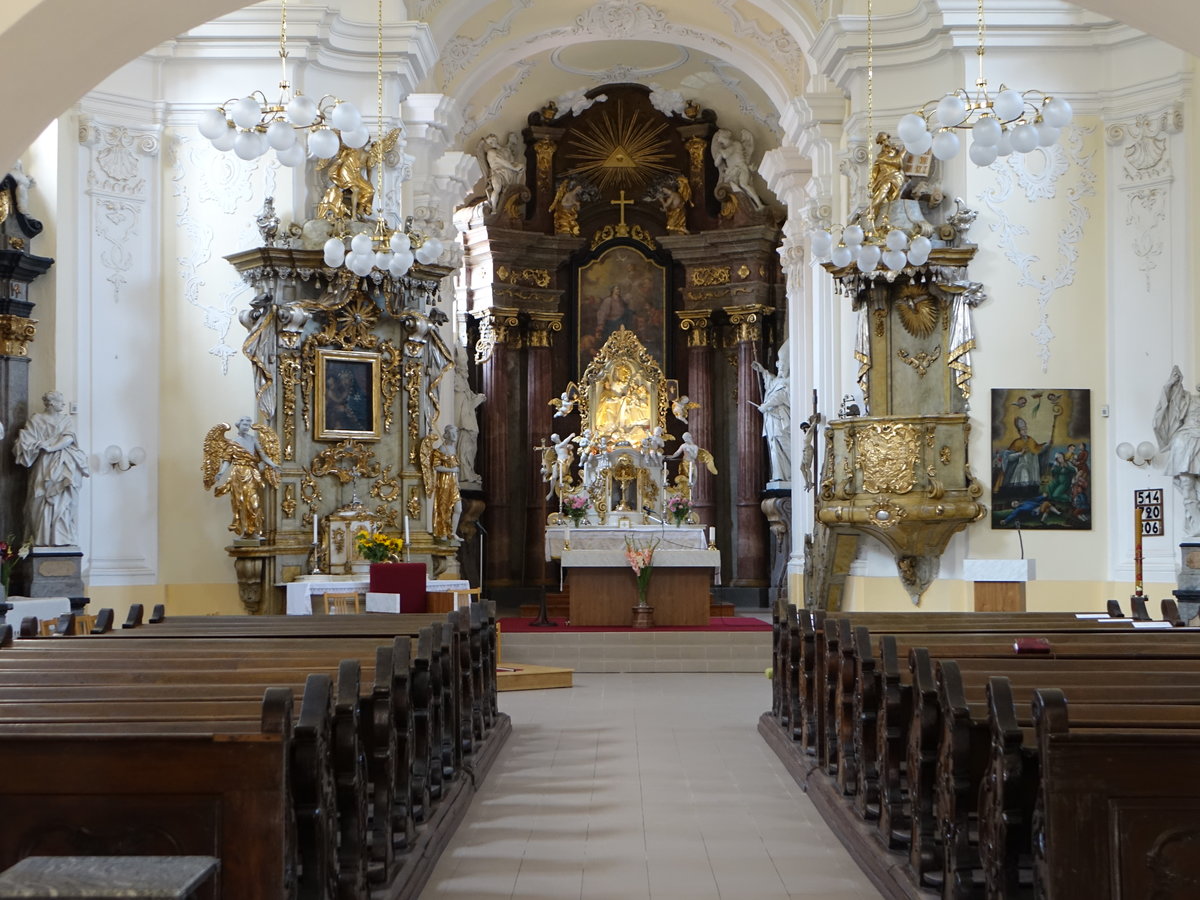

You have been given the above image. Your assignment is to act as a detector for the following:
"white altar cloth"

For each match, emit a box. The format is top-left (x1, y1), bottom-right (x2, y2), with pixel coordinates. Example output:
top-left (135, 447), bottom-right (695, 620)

top-left (545, 525), bottom-right (707, 560)
top-left (560, 548), bottom-right (720, 582)
top-left (284, 578), bottom-right (471, 615)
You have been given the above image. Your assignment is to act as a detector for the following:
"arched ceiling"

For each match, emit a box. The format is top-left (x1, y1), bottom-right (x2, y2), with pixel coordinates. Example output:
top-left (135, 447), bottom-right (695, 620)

top-left (0, 0), bottom-right (1196, 170)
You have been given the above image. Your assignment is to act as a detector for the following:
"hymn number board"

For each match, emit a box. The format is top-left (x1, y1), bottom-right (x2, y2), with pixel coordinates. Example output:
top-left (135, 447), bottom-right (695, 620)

top-left (1135, 488), bottom-right (1164, 537)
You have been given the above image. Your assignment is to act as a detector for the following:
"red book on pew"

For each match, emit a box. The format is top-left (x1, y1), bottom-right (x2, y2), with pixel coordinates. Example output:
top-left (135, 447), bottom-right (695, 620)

top-left (1013, 637), bottom-right (1052, 654)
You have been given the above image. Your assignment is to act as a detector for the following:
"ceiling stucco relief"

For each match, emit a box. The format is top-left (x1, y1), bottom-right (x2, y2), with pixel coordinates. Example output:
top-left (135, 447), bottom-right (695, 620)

top-left (551, 41), bottom-right (689, 79)
top-left (456, 59), bottom-right (538, 140)
top-left (714, 0), bottom-right (807, 88)
top-left (692, 59), bottom-right (784, 138)
top-left (440, 0), bottom-right (533, 89)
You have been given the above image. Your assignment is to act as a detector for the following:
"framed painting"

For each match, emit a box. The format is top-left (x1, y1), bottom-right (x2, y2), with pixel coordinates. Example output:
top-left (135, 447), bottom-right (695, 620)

top-left (316, 349), bottom-right (382, 441)
top-left (990, 388), bottom-right (1091, 530)
top-left (576, 245), bottom-right (667, 374)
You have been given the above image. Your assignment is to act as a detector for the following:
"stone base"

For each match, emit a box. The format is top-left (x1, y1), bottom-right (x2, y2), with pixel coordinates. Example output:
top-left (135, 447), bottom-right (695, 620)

top-left (11, 546), bottom-right (85, 598)
top-left (1177, 542), bottom-right (1200, 591)
top-left (1173, 589), bottom-right (1200, 625)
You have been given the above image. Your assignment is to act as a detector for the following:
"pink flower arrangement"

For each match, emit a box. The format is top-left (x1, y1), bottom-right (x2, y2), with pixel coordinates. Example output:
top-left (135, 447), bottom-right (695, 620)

top-left (562, 493), bottom-right (589, 524)
top-left (665, 495), bottom-right (691, 525)
top-left (624, 536), bottom-right (660, 605)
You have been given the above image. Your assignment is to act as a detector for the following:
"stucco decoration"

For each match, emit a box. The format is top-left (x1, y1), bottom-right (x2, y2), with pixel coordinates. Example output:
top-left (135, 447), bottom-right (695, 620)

top-left (979, 126), bottom-right (1096, 372)
top-left (441, 0), bottom-right (533, 89)
top-left (1105, 104), bottom-right (1183, 183)
top-left (682, 63), bottom-right (783, 139)
top-left (559, 0), bottom-right (730, 49)
top-left (171, 136), bottom-right (271, 373)
top-left (78, 118), bottom-right (159, 197)
top-left (457, 59), bottom-right (537, 140)
top-left (714, 0), bottom-right (805, 88)
top-left (95, 199), bottom-right (138, 304)
top-left (1126, 188), bottom-right (1167, 292)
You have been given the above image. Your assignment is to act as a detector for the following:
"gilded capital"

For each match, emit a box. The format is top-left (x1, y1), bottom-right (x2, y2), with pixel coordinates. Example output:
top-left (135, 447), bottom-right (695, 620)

top-left (726, 304), bottom-right (772, 344)
top-left (676, 310), bottom-right (713, 347)
top-left (526, 312), bottom-right (564, 348)
top-left (473, 307), bottom-right (522, 363)
top-left (0, 313), bottom-right (38, 356)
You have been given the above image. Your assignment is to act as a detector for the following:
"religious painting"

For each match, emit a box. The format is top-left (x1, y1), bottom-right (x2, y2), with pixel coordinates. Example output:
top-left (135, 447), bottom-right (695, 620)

top-left (315, 349), bottom-right (382, 441)
top-left (990, 388), bottom-right (1091, 530)
top-left (576, 245), bottom-right (666, 375)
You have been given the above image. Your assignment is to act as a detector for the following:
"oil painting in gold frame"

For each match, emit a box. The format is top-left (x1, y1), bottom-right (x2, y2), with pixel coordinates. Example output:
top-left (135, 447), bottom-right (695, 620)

top-left (316, 349), bottom-right (382, 441)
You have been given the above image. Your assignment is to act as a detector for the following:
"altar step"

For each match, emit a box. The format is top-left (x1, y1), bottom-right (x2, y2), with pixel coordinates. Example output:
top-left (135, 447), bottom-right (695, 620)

top-left (498, 627), bottom-right (770, 674)
top-left (519, 594), bottom-right (735, 619)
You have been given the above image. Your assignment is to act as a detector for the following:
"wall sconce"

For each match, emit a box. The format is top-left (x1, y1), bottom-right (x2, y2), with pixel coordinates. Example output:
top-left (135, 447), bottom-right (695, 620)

top-left (105, 445), bottom-right (146, 472)
top-left (1115, 441), bottom-right (1158, 468)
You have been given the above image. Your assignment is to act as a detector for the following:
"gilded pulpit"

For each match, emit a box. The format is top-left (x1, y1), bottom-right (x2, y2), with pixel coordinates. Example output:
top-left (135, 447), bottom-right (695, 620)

top-left (813, 137), bottom-right (987, 604)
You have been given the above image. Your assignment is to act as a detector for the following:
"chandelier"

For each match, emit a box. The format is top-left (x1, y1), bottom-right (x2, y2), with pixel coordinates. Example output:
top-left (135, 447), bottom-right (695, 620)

top-left (196, 0), bottom-right (365, 164)
top-left (810, 0), bottom-right (931, 274)
top-left (320, 0), bottom-right (442, 276)
top-left (895, 0), bottom-right (1073, 166)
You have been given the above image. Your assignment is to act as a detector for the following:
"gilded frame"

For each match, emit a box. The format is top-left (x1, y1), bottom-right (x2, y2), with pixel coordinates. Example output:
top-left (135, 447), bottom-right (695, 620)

top-left (315, 349), bottom-right (383, 441)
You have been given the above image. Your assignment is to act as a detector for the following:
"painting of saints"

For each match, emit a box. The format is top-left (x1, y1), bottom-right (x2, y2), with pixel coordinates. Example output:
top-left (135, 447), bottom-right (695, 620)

top-left (576, 246), bottom-right (666, 374)
top-left (990, 388), bottom-right (1091, 530)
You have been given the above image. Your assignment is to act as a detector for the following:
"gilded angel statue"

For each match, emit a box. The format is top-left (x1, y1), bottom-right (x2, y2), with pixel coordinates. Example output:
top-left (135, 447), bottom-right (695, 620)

top-left (316, 128), bottom-right (402, 222)
top-left (201, 417), bottom-right (281, 538)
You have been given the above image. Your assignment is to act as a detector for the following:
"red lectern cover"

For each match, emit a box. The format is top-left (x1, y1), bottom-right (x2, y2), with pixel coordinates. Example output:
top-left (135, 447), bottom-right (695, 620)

top-left (368, 563), bottom-right (427, 613)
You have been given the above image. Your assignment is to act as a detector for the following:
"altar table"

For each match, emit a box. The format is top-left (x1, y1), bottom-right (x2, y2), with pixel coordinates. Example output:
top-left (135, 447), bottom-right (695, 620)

top-left (561, 548), bottom-right (720, 626)
top-left (284, 578), bottom-right (471, 615)
top-left (545, 524), bottom-right (708, 559)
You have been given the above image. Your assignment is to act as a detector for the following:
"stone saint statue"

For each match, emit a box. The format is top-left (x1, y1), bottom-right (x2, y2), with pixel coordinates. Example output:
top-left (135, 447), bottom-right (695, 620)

top-left (420, 425), bottom-right (463, 541)
top-left (1153, 365), bottom-right (1200, 535)
top-left (453, 352), bottom-right (484, 486)
top-left (201, 416), bottom-right (282, 538)
top-left (13, 391), bottom-right (91, 546)
top-left (753, 345), bottom-right (791, 484)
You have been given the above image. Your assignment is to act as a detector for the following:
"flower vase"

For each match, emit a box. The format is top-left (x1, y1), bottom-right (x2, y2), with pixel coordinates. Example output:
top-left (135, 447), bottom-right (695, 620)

top-left (632, 578), bottom-right (654, 628)
top-left (671, 514), bottom-right (687, 527)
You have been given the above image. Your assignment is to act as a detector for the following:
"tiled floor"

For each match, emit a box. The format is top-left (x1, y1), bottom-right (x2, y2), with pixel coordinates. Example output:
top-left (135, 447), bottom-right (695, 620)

top-left (423, 673), bottom-right (883, 899)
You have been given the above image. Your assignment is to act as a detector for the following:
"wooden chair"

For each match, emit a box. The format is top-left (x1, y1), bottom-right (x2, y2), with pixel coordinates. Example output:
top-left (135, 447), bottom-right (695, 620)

top-left (320, 592), bottom-right (362, 615)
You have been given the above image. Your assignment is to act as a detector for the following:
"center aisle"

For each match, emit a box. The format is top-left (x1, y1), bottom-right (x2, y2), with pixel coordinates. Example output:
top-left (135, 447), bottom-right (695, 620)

top-left (423, 673), bottom-right (883, 899)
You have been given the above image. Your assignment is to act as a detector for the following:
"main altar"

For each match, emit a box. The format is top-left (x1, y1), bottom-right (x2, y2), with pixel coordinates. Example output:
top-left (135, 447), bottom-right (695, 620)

top-left (539, 328), bottom-right (720, 625)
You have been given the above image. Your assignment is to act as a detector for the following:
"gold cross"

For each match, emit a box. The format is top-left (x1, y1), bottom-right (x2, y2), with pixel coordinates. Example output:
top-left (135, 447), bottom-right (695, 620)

top-left (610, 190), bottom-right (633, 236)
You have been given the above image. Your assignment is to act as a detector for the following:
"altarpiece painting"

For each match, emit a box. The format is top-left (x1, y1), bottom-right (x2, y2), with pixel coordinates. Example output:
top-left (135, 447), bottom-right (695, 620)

top-left (576, 245), bottom-right (666, 375)
top-left (990, 388), bottom-right (1091, 530)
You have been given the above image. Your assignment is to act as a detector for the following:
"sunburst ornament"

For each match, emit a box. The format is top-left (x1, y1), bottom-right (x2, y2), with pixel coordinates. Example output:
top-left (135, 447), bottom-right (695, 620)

top-left (564, 101), bottom-right (674, 192)
top-left (895, 284), bottom-right (940, 338)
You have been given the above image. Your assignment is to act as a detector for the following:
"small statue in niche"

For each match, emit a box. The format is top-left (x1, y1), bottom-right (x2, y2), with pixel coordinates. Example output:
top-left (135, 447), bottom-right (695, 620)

top-left (477, 132), bottom-right (526, 213)
top-left (711, 128), bottom-right (765, 211)
top-left (201, 416), bottom-right (281, 538)
top-left (420, 424), bottom-right (463, 542)
top-left (13, 391), bottom-right (90, 547)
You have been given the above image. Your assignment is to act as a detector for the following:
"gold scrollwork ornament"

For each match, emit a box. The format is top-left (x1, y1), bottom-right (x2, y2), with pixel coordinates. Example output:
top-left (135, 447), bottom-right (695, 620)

top-left (853, 423), bottom-right (921, 494)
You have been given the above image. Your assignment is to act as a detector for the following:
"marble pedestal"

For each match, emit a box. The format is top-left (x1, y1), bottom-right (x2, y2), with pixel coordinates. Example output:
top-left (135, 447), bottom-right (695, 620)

top-left (1173, 542), bottom-right (1200, 622)
top-left (11, 546), bottom-right (85, 598)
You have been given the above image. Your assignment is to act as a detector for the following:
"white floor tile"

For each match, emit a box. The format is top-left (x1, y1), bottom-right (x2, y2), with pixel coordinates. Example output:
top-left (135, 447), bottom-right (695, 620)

top-left (420, 673), bottom-right (882, 900)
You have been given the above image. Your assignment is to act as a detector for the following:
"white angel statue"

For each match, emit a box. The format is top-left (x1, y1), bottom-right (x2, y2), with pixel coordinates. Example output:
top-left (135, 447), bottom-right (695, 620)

top-left (477, 133), bottom-right (526, 213)
top-left (711, 128), bottom-right (765, 210)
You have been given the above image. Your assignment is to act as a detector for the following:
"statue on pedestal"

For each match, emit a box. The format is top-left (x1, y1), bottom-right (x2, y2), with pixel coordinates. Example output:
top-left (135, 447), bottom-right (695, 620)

top-left (421, 424), bottom-right (463, 542)
top-left (201, 416), bottom-right (281, 538)
top-left (453, 352), bottom-right (485, 487)
top-left (1154, 365), bottom-right (1200, 535)
top-left (477, 133), bottom-right (526, 214)
top-left (753, 343), bottom-right (791, 485)
top-left (13, 391), bottom-right (90, 547)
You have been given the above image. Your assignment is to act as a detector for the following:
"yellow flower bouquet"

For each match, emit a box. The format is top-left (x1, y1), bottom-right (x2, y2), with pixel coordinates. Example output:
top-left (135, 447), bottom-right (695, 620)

top-left (354, 529), bottom-right (404, 563)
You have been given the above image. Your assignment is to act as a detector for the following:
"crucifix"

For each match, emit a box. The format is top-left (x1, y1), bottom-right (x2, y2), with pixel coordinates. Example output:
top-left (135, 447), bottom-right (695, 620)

top-left (610, 190), bottom-right (633, 236)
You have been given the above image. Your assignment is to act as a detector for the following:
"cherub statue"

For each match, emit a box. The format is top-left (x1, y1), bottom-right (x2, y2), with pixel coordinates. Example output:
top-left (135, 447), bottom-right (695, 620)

top-left (668, 431), bottom-right (718, 492)
top-left (477, 133), bottom-right (526, 213)
top-left (201, 417), bottom-right (282, 538)
top-left (671, 393), bottom-right (697, 425)
top-left (549, 384), bottom-right (578, 418)
top-left (316, 129), bottom-right (401, 222)
top-left (710, 128), bottom-right (764, 210)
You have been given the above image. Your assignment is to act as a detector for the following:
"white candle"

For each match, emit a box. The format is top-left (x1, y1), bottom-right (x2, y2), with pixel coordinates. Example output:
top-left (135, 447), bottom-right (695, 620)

top-left (709, 526), bottom-right (716, 544)
top-left (404, 515), bottom-right (411, 547)
top-left (313, 514), bottom-right (318, 544)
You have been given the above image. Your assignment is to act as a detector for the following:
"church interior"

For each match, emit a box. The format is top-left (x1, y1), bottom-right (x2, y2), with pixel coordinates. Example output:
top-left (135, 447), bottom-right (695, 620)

top-left (0, 0), bottom-right (1198, 897)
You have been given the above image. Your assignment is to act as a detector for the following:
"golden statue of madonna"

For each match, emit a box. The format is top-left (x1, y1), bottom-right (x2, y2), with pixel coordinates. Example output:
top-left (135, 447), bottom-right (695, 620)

top-left (201, 417), bottom-right (282, 537)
